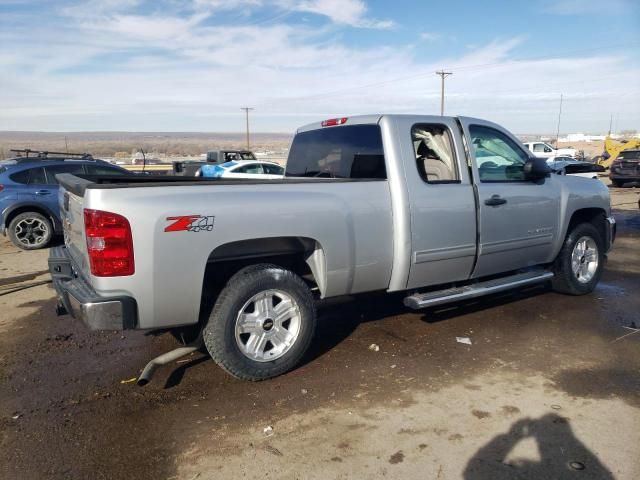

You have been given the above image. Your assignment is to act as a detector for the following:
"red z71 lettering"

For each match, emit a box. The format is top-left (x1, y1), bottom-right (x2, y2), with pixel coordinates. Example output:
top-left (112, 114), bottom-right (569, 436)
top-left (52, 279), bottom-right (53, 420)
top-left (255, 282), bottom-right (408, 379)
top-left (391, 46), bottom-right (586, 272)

top-left (165, 216), bottom-right (202, 232)
top-left (165, 215), bottom-right (215, 232)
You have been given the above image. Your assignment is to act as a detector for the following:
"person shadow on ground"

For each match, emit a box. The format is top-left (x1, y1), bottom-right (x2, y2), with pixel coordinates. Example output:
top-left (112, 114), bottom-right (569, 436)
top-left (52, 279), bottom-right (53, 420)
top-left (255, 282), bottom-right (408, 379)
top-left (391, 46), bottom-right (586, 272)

top-left (463, 414), bottom-right (615, 480)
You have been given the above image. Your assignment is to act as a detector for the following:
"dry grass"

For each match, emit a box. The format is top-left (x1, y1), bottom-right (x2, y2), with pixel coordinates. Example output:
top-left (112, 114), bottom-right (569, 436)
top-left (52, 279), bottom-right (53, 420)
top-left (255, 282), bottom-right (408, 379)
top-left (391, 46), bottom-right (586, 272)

top-left (0, 131), bottom-right (292, 160)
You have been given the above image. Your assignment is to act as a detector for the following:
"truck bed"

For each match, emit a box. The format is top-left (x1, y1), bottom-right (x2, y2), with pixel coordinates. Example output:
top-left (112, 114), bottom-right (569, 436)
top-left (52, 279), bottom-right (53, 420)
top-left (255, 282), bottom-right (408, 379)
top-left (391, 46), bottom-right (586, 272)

top-left (58, 174), bottom-right (381, 196)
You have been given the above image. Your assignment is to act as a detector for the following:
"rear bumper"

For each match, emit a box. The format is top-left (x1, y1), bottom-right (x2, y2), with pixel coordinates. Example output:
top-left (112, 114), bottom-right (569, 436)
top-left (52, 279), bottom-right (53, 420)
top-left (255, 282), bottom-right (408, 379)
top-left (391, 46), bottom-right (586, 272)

top-left (48, 246), bottom-right (137, 330)
top-left (605, 216), bottom-right (616, 253)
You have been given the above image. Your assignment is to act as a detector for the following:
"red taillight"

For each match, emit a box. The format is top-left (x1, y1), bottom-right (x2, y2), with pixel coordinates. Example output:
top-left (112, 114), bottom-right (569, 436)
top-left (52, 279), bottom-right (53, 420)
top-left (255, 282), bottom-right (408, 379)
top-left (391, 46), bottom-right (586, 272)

top-left (321, 117), bottom-right (348, 127)
top-left (84, 209), bottom-right (134, 277)
top-left (0, 184), bottom-right (4, 192)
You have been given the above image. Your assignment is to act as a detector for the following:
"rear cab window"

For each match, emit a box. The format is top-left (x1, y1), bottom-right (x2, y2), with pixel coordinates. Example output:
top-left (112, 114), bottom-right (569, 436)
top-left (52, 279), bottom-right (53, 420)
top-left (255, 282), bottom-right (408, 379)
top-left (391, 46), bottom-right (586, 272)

top-left (286, 124), bottom-right (386, 179)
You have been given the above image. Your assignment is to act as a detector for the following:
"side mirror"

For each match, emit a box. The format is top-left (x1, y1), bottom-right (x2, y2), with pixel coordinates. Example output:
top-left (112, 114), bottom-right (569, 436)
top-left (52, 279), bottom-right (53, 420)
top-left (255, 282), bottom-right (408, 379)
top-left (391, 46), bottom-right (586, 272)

top-left (524, 157), bottom-right (551, 180)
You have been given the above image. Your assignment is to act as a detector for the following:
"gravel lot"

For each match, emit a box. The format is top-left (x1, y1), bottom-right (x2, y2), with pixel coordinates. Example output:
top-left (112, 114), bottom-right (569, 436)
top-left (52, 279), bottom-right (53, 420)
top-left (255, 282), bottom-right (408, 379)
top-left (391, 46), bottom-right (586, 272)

top-left (1, 185), bottom-right (639, 480)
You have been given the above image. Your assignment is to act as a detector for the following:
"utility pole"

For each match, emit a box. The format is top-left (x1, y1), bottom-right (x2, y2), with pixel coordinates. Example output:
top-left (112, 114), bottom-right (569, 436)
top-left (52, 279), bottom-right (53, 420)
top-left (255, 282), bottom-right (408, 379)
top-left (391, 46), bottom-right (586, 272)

top-left (241, 107), bottom-right (254, 149)
top-left (555, 94), bottom-right (563, 147)
top-left (435, 70), bottom-right (453, 116)
top-left (608, 113), bottom-right (613, 136)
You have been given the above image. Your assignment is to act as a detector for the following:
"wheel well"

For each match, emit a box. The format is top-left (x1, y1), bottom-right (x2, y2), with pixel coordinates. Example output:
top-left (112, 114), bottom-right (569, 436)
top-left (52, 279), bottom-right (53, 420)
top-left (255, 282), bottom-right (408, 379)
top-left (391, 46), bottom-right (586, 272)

top-left (568, 208), bottom-right (606, 243)
top-left (197, 237), bottom-right (325, 330)
top-left (5, 205), bottom-right (56, 230)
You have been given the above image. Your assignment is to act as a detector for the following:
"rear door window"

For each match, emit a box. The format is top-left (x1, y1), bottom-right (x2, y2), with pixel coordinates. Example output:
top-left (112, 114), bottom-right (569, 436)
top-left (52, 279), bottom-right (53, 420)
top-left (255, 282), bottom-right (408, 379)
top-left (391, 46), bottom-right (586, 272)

top-left (44, 164), bottom-right (86, 184)
top-left (235, 163), bottom-right (264, 174)
top-left (411, 124), bottom-right (459, 183)
top-left (9, 169), bottom-right (31, 184)
top-left (29, 167), bottom-right (47, 184)
top-left (262, 164), bottom-right (284, 175)
top-left (286, 124), bottom-right (386, 179)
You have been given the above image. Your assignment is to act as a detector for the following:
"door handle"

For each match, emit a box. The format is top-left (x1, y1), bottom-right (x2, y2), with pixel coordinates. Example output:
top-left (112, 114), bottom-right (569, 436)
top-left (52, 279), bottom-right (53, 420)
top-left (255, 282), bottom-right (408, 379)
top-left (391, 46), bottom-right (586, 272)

top-left (485, 195), bottom-right (507, 206)
top-left (35, 190), bottom-right (52, 196)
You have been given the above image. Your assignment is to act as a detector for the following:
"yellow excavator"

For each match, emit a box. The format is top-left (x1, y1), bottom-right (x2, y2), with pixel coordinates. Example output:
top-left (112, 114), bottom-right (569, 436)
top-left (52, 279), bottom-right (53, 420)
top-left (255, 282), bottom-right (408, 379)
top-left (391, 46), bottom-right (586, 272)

top-left (595, 137), bottom-right (640, 168)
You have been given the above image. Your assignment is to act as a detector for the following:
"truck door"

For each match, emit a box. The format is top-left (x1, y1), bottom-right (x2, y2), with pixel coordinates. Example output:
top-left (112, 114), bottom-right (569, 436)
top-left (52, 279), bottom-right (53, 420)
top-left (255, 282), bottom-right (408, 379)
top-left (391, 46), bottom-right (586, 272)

top-left (395, 116), bottom-right (478, 289)
top-left (458, 118), bottom-right (560, 278)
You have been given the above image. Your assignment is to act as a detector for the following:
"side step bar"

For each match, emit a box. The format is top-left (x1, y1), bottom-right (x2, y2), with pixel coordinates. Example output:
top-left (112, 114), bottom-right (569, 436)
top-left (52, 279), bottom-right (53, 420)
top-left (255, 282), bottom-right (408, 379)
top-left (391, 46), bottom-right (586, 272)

top-left (404, 270), bottom-right (554, 310)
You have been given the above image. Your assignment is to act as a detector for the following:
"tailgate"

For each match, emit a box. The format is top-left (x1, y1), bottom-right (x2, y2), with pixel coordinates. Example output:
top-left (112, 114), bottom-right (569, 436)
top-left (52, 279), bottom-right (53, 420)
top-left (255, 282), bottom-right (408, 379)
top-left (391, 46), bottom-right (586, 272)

top-left (57, 173), bottom-right (92, 278)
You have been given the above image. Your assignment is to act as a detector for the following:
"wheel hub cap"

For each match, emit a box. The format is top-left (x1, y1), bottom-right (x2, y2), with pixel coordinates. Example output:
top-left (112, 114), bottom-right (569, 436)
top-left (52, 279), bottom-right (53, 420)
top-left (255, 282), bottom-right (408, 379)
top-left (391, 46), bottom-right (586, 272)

top-left (571, 236), bottom-right (598, 284)
top-left (235, 290), bottom-right (301, 362)
top-left (15, 218), bottom-right (49, 246)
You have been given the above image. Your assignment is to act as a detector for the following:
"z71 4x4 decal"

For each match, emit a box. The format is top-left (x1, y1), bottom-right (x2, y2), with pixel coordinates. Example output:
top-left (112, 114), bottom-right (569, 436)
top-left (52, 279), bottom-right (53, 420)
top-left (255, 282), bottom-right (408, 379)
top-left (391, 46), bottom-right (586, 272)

top-left (165, 215), bottom-right (215, 233)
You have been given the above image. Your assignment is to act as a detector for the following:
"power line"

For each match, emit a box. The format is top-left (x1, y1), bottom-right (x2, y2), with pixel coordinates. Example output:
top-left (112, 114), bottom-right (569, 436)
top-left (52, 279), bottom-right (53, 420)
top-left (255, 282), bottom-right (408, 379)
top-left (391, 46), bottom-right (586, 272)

top-left (435, 70), bottom-right (453, 115)
top-left (240, 107), bottom-right (254, 149)
top-left (252, 41), bottom-right (639, 109)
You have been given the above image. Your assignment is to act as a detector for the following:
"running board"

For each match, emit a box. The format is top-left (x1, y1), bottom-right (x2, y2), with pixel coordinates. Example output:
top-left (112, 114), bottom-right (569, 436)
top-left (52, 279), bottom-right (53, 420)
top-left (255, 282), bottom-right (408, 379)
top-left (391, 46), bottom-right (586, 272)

top-left (403, 270), bottom-right (554, 310)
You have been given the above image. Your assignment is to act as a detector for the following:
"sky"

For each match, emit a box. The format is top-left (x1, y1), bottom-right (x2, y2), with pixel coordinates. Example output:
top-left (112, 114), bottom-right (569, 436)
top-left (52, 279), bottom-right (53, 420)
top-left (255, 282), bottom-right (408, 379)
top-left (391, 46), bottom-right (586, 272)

top-left (0, 0), bottom-right (639, 134)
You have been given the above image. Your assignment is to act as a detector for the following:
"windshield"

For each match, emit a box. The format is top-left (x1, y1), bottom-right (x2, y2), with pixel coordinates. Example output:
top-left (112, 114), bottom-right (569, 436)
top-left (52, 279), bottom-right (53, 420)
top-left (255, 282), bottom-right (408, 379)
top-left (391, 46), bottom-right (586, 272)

top-left (618, 151), bottom-right (640, 160)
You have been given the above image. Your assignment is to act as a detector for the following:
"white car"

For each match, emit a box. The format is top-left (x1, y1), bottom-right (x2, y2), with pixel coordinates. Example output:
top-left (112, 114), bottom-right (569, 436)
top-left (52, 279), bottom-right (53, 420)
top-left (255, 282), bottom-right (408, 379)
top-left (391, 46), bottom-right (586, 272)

top-left (198, 160), bottom-right (285, 179)
top-left (546, 157), bottom-right (605, 180)
top-left (522, 142), bottom-right (576, 159)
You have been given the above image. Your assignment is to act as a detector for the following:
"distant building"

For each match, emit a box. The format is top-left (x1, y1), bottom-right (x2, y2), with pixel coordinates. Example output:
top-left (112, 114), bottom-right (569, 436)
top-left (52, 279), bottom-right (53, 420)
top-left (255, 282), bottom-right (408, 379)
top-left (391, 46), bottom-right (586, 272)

top-left (560, 133), bottom-right (607, 142)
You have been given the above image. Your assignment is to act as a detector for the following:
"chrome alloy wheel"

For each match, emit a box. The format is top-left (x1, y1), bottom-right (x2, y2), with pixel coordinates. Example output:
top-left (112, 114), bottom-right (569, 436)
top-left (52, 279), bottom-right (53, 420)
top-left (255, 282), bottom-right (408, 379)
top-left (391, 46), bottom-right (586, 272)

top-left (235, 289), bottom-right (302, 362)
top-left (15, 217), bottom-right (49, 247)
top-left (571, 236), bottom-right (599, 284)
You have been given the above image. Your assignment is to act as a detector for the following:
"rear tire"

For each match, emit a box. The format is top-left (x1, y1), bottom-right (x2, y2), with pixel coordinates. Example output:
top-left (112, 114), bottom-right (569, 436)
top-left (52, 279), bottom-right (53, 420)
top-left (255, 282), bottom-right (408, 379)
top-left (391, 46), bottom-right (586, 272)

top-left (203, 264), bottom-right (316, 381)
top-left (551, 222), bottom-right (604, 295)
top-left (7, 212), bottom-right (53, 250)
top-left (610, 180), bottom-right (624, 188)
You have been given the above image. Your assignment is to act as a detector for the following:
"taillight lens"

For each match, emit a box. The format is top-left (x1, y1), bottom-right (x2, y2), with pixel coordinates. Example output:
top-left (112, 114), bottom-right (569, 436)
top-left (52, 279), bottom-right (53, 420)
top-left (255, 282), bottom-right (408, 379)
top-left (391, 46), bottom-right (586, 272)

top-left (321, 117), bottom-right (348, 127)
top-left (0, 184), bottom-right (4, 192)
top-left (84, 209), bottom-right (134, 277)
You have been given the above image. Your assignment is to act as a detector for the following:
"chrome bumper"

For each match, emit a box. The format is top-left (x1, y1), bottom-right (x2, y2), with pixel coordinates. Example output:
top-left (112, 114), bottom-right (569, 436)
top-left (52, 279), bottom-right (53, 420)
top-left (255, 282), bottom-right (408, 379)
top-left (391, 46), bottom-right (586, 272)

top-left (48, 246), bottom-right (137, 330)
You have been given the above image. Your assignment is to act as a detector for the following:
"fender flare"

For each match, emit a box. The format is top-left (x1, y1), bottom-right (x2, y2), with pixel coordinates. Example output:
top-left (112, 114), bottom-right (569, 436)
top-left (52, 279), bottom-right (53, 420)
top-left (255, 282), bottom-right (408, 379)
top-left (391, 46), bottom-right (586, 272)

top-left (2, 202), bottom-right (61, 232)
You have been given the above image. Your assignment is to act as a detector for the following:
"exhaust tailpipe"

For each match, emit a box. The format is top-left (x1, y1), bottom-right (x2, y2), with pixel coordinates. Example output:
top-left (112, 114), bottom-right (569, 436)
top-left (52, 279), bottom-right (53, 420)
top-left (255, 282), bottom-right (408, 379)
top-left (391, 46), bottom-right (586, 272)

top-left (137, 341), bottom-right (203, 386)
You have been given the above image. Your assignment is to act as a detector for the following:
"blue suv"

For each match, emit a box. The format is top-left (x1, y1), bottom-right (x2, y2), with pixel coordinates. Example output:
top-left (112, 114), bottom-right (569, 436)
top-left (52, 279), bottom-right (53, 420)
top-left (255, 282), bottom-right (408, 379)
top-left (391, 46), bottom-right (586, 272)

top-left (0, 153), bottom-right (129, 250)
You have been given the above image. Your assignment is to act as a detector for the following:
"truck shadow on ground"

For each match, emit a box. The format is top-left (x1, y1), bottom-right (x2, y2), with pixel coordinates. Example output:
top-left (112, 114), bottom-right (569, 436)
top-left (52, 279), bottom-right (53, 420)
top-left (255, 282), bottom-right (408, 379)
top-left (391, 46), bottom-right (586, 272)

top-left (162, 284), bottom-right (551, 388)
top-left (303, 284), bottom-right (550, 368)
top-left (463, 414), bottom-right (615, 480)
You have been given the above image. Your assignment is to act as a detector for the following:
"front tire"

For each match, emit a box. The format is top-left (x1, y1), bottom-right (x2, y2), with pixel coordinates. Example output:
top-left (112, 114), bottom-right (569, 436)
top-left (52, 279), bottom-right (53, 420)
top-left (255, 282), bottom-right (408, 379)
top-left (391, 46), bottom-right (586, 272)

top-left (552, 222), bottom-right (604, 295)
top-left (7, 212), bottom-right (53, 250)
top-left (203, 264), bottom-right (316, 381)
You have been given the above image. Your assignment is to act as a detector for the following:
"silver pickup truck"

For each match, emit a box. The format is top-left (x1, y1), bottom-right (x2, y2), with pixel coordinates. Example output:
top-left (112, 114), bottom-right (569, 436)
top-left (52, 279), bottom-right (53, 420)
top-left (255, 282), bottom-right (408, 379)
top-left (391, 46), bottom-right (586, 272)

top-left (49, 115), bottom-right (615, 382)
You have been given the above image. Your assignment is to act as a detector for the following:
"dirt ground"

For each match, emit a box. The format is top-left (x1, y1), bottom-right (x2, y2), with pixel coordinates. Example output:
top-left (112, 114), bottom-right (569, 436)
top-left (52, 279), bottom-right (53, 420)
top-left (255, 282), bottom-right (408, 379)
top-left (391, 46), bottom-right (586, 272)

top-left (1, 185), bottom-right (639, 480)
